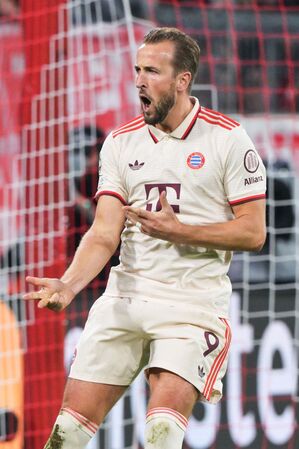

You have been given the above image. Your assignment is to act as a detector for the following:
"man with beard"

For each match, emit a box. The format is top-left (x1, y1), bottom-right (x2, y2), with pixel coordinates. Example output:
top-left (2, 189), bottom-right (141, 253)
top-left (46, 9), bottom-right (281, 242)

top-left (23, 27), bottom-right (266, 449)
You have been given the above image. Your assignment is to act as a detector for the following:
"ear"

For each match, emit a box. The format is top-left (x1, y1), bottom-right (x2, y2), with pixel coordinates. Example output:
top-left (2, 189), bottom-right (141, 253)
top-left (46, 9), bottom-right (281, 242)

top-left (177, 71), bottom-right (192, 92)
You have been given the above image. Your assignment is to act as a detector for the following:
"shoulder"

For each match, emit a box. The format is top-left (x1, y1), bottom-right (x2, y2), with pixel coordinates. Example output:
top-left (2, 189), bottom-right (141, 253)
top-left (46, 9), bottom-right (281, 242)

top-left (112, 115), bottom-right (146, 139)
top-left (197, 106), bottom-right (240, 132)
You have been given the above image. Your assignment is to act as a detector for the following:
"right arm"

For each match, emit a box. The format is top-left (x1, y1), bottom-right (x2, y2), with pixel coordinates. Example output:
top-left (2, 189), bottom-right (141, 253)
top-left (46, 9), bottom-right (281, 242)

top-left (23, 195), bottom-right (125, 311)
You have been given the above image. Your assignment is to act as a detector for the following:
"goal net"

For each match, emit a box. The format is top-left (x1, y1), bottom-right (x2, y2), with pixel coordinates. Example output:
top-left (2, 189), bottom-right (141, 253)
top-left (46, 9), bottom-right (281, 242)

top-left (0, 1), bottom-right (298, 448)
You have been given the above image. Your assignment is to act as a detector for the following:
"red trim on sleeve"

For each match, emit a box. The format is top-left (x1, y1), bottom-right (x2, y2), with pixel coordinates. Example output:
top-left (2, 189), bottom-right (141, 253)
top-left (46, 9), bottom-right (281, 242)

top-left (203, 107), bottom-right (240, 127)
top-left (197, 115), bottom-right (233, 130)
top-left (112, 122), bottom-right (146, 138)
top-left (94, 190), bottom-right (127, 205)
top-left (229, 193), bottom-right (266, 206)
top-left (113, 115), bottom-right (143, 134)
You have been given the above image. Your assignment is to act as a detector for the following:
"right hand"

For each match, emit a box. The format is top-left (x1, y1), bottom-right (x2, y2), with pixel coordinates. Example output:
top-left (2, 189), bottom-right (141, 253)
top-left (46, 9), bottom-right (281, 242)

top-left (23, 276), bottom-right (75, 312)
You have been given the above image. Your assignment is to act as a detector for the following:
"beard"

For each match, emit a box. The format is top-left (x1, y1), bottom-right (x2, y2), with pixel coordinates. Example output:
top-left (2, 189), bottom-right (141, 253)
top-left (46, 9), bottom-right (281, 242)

top-left (143, 88), bottom-right (176, 126)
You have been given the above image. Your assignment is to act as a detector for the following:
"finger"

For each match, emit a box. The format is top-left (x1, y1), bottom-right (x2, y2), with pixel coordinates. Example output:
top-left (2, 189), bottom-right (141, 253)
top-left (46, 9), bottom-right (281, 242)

top-left (126, 216), bottom-right (146, 232)
top-left (123, 206), bottom-right (138, 214)
top-left (41, 292), bottom-right (63, 312)
top-left (124, 206), bottom-right (150, 219)
top-left (23, 291), bottom-right (44, 301)
top-left (136, 209), bottom-right (150, 219)
top-left (45, 302), bottom-right (63, 312)
top-left (159, 190), bottom-right (170, 209)
top-left (125, 211), bottom-right (138, 224)
top-left (37, 298), bottom-right (50, 308)
top-left (38, 298), bottom-right (63, 312)
top-left (37, 291), bottom-right (58, 309)
top-left (25, 276), bottom-right (50, 287)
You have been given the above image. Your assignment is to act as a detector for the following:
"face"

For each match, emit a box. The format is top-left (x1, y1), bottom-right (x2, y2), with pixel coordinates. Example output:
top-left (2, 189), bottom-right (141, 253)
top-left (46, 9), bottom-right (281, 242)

top-left (135, 41), bottom-right (178, 125)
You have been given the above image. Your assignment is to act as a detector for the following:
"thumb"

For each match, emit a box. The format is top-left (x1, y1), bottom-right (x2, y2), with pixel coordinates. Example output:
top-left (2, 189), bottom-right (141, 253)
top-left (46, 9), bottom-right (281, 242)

top-left (159, 190), bottom-right (170, 209)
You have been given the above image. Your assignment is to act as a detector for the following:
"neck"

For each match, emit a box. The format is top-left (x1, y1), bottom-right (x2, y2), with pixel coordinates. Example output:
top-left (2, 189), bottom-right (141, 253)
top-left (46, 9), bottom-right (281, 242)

top-left (156, 96), bottom-right (193, 133)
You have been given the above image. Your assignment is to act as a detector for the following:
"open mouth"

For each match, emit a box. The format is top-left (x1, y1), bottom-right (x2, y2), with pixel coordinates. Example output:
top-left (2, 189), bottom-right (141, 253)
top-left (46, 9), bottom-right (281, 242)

top-left (140, 94), bottom-right (152, 112)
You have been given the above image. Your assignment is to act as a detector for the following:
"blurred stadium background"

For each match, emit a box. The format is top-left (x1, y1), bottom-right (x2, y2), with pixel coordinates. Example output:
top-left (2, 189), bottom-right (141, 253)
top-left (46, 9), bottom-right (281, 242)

top-left (0, 0), bottom-right (298, 448)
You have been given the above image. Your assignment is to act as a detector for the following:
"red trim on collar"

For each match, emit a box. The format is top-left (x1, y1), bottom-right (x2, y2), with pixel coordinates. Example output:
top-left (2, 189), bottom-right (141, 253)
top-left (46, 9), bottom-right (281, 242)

top-left (148, 128), bottom-right (159, 144)
top-left (181, 104), bottom-right (201, 139)
top-left (147, 104), bottom-right (201, 143)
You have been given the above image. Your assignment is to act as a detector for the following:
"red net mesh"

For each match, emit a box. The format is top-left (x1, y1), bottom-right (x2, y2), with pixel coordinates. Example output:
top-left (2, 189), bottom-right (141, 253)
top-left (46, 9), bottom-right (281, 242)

top-left (148, 0), bottom-right (299, 115)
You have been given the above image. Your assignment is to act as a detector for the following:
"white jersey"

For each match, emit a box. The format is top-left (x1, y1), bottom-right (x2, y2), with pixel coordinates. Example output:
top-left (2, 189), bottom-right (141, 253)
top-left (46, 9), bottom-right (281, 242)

top-left (95, 98), bottom-right (266, 316)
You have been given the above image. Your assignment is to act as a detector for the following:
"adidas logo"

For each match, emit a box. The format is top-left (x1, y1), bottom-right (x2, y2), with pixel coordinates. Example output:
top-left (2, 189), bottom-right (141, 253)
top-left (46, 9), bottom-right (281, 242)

top-left (129, 160), bottom-right (145, 170)
top-left (198, 366), bottom-right (205, 378)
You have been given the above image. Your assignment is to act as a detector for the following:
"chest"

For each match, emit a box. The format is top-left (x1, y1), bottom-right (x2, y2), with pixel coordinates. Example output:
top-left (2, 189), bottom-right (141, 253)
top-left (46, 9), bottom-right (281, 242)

top-left (120, 134), bottom-right (225, 203)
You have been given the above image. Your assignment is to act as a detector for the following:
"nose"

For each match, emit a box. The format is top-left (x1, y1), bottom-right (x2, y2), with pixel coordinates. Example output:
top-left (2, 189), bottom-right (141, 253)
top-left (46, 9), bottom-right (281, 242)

top-left (135, 71), bottom-right (147, 89)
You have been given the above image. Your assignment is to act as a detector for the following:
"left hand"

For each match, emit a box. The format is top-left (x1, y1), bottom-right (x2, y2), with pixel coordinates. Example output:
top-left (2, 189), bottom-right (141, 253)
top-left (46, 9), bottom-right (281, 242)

top-left (23, 276), bottom-right (75, 312)
top-left (123, 191), bottom-right (181, 242)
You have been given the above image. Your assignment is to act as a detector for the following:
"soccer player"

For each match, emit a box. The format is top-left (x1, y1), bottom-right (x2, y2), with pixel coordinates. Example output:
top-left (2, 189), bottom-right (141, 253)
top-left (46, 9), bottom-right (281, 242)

top-left (23, 27), bottom-right (266, 449)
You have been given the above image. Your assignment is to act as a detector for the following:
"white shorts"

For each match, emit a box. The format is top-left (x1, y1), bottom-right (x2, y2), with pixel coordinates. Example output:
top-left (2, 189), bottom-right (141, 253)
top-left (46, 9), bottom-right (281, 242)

top-left (69, 295), bottom-right (231, 403)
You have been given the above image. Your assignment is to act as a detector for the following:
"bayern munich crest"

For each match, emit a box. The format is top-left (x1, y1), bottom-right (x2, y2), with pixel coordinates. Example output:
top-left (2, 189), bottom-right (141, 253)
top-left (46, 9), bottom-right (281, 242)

top-left (187, 152), bottom-right (205, 169)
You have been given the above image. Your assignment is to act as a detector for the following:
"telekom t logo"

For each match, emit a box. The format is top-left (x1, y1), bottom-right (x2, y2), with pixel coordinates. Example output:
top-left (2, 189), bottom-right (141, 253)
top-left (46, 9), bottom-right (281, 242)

top-left (145, 183), bottom-right (181, 212)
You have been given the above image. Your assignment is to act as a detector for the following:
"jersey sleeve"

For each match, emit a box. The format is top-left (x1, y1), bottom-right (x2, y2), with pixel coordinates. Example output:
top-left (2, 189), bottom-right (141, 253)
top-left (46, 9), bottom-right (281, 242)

top-left (224, 126), bottom-right (266, 206)
top-left (94, 132), bottom-right (128, 205)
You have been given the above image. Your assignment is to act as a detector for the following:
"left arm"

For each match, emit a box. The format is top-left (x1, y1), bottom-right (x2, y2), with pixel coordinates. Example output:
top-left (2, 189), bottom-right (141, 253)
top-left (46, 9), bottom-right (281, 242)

top-left (124, 191), bottom-right (266, 252)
